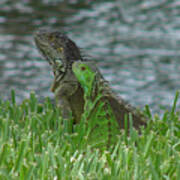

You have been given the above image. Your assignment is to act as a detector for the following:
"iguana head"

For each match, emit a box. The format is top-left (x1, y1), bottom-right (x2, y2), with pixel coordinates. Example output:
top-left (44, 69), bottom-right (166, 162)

top-left (72, 61), bottom-right (96, 96)
top-left (34, 29), bottom-right (83, 68)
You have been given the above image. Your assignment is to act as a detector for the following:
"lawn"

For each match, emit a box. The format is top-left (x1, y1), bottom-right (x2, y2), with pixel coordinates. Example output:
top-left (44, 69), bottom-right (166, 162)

top-left (0, 90), bottom-right (179, 179)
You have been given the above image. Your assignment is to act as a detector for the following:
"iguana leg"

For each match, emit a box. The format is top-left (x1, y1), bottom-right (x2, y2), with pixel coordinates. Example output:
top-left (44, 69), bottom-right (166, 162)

top-left (53, 81), bottom-right (78, 119)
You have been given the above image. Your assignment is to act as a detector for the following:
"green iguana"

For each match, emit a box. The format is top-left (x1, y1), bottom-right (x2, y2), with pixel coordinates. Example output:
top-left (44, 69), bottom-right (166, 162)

top-left (72, 61), bottom-right (146, 130)
top-left (34, 29), bottom-right (146, 129)
top-left (72, 61), bottom-right (120, 145)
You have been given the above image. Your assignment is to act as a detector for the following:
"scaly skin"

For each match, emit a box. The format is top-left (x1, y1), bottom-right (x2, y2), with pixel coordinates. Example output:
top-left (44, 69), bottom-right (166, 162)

top-left (72, 61), bottom-right (146, 130)
top-left (34, 29), bottom-right (146, 129)
top-left (72, 61), bottom-right (120, 145)
top-left (34, 29), bottom-right (84, 122)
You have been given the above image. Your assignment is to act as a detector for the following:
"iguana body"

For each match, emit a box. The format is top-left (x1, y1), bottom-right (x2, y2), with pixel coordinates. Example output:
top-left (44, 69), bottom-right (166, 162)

top-left (72, 61), bottom-right (146, 129)
top-left (34, 29), bottom-right (84, 122)
top-left (72, 61), bottom-right (120, 146)
top-left (34, 29), bottom-right (146, 129)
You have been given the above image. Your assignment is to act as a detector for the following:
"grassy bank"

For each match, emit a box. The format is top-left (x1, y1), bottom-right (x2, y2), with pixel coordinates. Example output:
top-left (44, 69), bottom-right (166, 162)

top-left (0, 91), bottom-right (179, 179)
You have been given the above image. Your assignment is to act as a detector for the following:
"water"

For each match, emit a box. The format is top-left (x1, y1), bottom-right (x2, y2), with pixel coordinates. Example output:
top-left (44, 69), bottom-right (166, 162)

top-left (0, 0), bottom-right (180, 113)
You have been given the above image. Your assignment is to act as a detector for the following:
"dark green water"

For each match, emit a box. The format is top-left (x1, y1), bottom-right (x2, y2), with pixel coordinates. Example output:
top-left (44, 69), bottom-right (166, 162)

top-left (0, 0), bottom-right (180, 112)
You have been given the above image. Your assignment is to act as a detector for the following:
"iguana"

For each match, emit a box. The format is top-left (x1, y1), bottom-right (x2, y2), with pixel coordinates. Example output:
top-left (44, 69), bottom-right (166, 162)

top-left (34, 29), bottom-right (84, 122)
top-left (72, 61), bottom-right (120, 146)
top-left (72, 61), bottom-right (146, 130)
top-left (34, 29), bottom-right (146, 129)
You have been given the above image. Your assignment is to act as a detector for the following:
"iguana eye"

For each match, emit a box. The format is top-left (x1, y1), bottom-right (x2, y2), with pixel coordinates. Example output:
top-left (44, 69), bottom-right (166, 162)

top-left (57, 47), bottom-right (63, 52)
top-left (81, 66), bottom-right (86, 71)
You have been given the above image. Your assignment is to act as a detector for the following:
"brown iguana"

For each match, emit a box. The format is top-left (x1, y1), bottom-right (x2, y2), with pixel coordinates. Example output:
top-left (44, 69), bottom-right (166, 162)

top-left (34, 29), bottom-right (146, 129)
top-left (34, 29), bottom-right (84, 122)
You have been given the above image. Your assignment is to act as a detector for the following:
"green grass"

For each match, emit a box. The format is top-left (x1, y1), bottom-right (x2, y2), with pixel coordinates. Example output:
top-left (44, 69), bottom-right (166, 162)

top-left (0, 90), bottom-right (180, 179)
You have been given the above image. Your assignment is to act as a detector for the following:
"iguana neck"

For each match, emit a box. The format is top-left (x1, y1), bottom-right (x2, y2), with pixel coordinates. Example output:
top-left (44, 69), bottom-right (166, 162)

top-left (62, 40), bottom-right (83, 66)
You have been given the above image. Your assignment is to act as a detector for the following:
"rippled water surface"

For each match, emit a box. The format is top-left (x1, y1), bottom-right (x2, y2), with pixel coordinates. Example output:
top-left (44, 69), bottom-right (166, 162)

top-left (0, 0), bottom-right (180, 113)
